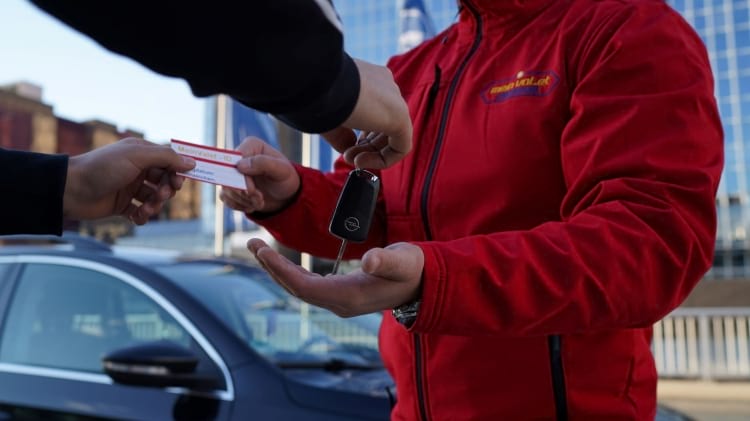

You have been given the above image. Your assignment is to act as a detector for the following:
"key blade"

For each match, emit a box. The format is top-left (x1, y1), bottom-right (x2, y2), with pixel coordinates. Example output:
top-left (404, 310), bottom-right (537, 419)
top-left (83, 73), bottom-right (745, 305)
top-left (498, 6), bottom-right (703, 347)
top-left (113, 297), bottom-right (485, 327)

top-left (330, 239), bottom-right (348, 275)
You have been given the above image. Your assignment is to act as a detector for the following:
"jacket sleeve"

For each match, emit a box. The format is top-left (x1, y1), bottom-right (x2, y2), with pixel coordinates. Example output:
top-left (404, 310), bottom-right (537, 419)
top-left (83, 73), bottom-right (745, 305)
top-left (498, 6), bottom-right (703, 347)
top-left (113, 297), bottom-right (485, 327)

top-left (29, 0), bottom-right (360, 134)
top-left (248, 160), bottom-right (388, 260)
top-left (0, 149), bottom-right (68, 235)
top-left (411, 5), bottom-right (724, 336)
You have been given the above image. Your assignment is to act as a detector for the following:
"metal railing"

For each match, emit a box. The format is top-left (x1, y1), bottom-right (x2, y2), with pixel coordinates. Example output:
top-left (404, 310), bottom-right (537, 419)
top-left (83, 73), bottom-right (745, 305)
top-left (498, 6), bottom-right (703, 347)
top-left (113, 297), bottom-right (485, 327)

top-left (653, 308), bottom-right (750, 380)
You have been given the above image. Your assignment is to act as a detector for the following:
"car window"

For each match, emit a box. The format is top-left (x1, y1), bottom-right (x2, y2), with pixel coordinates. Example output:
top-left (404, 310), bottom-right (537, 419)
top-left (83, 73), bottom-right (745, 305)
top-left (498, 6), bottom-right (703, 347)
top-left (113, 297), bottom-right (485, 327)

top-left (0, 263), bottom-right (191, 373)
top-left (157, 263), bottom-right (382, 365)
top-left (0, 263), bottom-right (12, 281)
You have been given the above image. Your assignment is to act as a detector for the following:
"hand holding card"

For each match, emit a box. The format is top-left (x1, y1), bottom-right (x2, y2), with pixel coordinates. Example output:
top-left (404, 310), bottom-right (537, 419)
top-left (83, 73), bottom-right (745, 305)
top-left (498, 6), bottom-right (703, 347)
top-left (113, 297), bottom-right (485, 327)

top-left (170, 139), bottom-right (246, 189)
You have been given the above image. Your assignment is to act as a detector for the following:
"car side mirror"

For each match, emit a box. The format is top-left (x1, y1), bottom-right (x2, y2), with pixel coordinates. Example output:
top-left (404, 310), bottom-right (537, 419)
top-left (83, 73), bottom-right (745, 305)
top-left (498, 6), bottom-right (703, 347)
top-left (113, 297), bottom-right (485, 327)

top-left (102, 340), bottom-right (219, 390)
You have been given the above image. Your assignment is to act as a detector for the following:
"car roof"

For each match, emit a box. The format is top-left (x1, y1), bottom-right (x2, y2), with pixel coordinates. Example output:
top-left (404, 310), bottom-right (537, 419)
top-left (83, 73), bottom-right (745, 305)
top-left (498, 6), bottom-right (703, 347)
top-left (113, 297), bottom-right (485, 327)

top-left (0, 232), bottom-right (255, 269)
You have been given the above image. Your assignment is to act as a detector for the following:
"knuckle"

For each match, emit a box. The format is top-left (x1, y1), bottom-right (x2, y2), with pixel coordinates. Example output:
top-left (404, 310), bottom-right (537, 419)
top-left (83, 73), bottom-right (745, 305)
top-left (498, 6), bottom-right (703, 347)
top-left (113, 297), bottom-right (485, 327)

top-left (331, 306), bottom-right (352, 318)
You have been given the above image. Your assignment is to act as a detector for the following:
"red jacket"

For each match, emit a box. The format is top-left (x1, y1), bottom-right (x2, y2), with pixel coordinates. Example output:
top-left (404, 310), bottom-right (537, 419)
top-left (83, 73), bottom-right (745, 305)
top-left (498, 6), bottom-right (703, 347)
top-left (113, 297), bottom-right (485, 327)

top-left (255, 0), bottom-right (723, 419)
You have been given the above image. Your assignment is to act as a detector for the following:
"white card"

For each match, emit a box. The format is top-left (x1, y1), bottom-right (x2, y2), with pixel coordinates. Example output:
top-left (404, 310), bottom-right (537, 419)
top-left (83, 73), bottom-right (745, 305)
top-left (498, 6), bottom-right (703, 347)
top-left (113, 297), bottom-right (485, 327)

top-left (171, 139), bottom-right (246, 189)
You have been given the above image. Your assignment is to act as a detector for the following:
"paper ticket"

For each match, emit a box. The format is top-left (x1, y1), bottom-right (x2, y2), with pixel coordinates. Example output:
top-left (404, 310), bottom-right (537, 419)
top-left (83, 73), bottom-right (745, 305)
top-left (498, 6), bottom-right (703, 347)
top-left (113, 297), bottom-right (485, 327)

top-left (170, 139), bottom-right (246, 189)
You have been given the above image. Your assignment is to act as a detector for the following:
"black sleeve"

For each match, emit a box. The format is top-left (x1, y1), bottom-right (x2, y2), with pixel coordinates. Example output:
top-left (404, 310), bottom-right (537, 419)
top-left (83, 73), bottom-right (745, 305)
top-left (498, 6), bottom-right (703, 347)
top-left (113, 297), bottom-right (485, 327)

top-left (29, 0), bottom-right (360, 134)
top-left (0, 149), bottom-right (67, 235)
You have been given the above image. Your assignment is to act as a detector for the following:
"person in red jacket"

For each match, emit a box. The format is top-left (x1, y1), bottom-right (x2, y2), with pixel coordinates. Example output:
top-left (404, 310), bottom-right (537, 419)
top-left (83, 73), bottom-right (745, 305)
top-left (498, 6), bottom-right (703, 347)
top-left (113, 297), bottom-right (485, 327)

top-left (222, 0), bottom-right (723, 419)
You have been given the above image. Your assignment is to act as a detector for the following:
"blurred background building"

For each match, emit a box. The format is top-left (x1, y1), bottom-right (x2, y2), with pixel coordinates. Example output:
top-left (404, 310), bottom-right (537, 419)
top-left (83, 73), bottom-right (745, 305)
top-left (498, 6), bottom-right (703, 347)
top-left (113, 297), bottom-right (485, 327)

top-left (665, 0), bottom-right (750, 312)
top-left (667, 0), bottom-right (750, 279)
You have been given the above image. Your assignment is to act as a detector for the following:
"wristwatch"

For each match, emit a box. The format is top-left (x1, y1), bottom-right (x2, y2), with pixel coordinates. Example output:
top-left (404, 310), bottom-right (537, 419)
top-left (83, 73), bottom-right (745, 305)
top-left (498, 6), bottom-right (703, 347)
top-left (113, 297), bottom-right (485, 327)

top-left (392, 299), bottom-right (421, 328)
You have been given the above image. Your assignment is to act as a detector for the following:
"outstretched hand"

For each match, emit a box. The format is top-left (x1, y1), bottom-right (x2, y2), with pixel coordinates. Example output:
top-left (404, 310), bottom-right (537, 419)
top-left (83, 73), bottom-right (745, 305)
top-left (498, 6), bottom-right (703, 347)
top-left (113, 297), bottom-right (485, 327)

top-left (248, 238), bottom-right (424, 317)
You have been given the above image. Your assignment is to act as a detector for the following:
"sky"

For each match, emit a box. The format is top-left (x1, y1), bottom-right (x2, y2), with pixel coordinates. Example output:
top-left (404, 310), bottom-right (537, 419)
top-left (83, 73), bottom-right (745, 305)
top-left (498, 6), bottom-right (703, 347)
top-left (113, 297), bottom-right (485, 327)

top-left (0, 0), bottom-right (205, 144)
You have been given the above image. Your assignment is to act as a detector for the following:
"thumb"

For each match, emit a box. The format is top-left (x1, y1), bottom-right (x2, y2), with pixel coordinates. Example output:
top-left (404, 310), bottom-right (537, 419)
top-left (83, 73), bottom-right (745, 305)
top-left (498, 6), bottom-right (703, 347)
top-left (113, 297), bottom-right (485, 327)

top-left (321, 127), bottom-right (357, 153)
top-left (361, 243), bottom-right (424, 281)
top-left (131, 144), bottom-right (196, 173)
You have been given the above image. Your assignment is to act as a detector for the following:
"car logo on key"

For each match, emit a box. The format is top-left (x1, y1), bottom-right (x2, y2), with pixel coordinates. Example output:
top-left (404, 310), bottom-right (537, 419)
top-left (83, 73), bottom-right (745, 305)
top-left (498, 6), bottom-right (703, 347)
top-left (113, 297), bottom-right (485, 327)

top-left (344, 217), bottom-right (360, 232)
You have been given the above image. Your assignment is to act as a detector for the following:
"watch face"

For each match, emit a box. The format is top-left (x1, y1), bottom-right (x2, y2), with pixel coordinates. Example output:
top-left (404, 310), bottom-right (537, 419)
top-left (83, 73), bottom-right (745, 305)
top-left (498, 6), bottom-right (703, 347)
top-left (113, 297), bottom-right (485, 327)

top-left (393, 300), bottom-right (420, 327)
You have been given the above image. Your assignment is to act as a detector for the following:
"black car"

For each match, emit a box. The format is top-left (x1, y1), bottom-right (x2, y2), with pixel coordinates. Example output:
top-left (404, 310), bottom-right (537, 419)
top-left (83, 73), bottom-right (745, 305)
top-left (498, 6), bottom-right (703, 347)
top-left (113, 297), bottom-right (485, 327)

top-left (0, 234), bottom-right (692, 421)
top-left (0, 234), bottom-right (393, 421)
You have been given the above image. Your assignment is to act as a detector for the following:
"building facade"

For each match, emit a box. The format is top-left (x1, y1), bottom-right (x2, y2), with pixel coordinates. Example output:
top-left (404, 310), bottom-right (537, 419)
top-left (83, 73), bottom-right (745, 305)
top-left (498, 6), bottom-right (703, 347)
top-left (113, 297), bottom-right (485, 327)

top-left (666, 0), bottom-right (750, 280)
top-left (334, 0), bottom-right (458, 65)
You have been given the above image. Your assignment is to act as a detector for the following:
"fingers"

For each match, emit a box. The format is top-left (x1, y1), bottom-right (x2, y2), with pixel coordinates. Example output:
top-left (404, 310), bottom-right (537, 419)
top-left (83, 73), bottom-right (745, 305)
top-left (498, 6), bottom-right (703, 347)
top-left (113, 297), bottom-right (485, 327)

top-left (343, 132), bottom-right (409, 169)
top-left (131, 168), bottom-right (164, 205)
top-left (248, 239), bottom-right (313, 297)
top-left (124, 201), bottom-right (151, 225)
top-left (341, 59), bottom-right (413, 168)
top-left (126, 140), bottom-right (196, 173)
top-left (220, 187), bottom-right (264, 213)
top-left (127, 169), bottom-right (181, 221)
top-left (236, 136), bottom-right (265, 155)
top-left (145, 173), bottom-right (175, 203)
top-left (361, 242), bottom-right (424, 280)
top-left (321, 127), bottom-right (357, 153)
top-left (343, 133), bottom-right (386, 164)
top-left (169, 173), bottom-right (186, 190)
top-left (233, 148), bottom-right (300, 213)
top-left (248, 239), bottom-right (337, 306)
top-left (371, 145), bottom-right (410, 169)
top-left (380, 122), bottom-right (412, 167)
top-left (236, 136), bottom-right (286, 160)
top-left (236, 154), bottom-right (294, 181)
top-left (246, 239), bottom-right (424, 317)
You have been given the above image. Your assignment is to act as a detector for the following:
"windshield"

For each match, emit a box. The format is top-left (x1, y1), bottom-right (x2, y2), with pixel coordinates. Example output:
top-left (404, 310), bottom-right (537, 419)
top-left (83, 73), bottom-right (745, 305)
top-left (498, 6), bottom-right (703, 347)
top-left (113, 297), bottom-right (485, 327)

top-left (154, 262), bottom-right (383, 368)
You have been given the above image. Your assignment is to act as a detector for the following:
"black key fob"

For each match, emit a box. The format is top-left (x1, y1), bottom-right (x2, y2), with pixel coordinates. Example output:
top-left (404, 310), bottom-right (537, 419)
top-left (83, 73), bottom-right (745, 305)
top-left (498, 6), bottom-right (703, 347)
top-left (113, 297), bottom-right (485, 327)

top-left (329, 169), bottom-right (380, 243)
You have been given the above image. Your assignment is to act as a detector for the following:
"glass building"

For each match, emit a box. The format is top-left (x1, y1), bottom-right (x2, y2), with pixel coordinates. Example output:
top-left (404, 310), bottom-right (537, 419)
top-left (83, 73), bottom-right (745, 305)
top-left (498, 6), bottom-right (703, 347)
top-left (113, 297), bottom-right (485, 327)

top-left (334, 0), bottom-right (750, 280)
top-left (334, 0), bottom-right (458, 65)
top-left (667, 0), bottom-right (750, 279)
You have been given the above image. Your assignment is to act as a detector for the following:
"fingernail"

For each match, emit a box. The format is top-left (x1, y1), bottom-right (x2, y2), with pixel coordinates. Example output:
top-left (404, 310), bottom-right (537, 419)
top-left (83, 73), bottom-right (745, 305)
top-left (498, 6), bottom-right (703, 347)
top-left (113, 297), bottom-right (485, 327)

top-left (237, 158), bottom-right (251, 171)
top-left (362, 253), bottom-right (381, 274)
top-left (182, 156), bottom-right (196, 167)
top-left (142, 180), bottom-right (158, 190)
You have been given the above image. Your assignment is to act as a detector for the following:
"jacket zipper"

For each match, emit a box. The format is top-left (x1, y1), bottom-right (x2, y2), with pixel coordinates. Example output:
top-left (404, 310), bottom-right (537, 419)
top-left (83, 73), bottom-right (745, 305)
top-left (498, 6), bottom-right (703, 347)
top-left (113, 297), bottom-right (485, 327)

top-left (424, 65), bottom-right (442, 117)
top-left (411, 65), bottom-right (440, 421)
top-left (419, 0), bottom-right (482, 241)
top-left (414, 2), bottom-right (483, 420)
top-left (548, 335), bottom-right (569, 421)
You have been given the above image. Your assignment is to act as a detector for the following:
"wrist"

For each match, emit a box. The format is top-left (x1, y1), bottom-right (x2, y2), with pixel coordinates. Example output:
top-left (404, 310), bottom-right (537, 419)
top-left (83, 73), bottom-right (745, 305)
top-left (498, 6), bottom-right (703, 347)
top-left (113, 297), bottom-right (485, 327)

top-left (248, 179), bottom-right (303, 220)
top-left (63, 155), bottom-right (84, 219)
top-left (392, 297), bottom-right (421, 328)
top-left (392, 283), bottom-right (423, 328)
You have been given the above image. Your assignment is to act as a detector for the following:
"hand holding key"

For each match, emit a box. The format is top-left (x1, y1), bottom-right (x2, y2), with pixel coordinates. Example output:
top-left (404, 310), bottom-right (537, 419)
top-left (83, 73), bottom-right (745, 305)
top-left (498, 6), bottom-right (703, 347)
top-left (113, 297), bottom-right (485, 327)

top-left (248, 238), bottom-right (424, 318)
top-left (246, 165), bottom-right (423, 317)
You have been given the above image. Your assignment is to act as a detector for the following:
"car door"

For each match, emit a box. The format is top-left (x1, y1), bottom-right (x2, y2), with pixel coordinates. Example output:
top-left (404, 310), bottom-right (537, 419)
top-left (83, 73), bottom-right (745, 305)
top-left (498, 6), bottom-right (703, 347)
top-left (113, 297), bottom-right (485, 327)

top-left (0, 256), bottom-right (233, 421)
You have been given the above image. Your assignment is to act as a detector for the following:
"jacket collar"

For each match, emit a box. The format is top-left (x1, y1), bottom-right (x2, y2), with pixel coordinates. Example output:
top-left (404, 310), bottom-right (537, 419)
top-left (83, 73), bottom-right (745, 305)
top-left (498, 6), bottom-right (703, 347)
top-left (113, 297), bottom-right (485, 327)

top-left (455, 0), bottom-right (555, 42)
top-left (460, 0), bottom-right (553, 15)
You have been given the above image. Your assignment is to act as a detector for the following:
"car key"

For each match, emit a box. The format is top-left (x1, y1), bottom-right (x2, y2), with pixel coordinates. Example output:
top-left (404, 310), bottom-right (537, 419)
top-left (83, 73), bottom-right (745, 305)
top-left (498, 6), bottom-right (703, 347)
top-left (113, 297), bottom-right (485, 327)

top-left (328, 169), bottom-right (380, 274)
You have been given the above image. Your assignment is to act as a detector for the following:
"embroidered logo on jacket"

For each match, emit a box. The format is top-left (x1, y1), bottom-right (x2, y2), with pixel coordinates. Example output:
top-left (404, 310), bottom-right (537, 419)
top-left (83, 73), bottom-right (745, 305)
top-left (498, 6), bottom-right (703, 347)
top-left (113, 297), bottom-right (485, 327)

top-left (481, 70), bottom-right (560, 104)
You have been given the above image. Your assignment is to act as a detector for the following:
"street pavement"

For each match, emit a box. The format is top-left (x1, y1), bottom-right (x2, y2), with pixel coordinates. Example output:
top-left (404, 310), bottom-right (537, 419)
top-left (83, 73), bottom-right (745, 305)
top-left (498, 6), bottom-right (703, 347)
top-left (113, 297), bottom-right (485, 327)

top-left (658, 380), bottom-right (750, 421)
